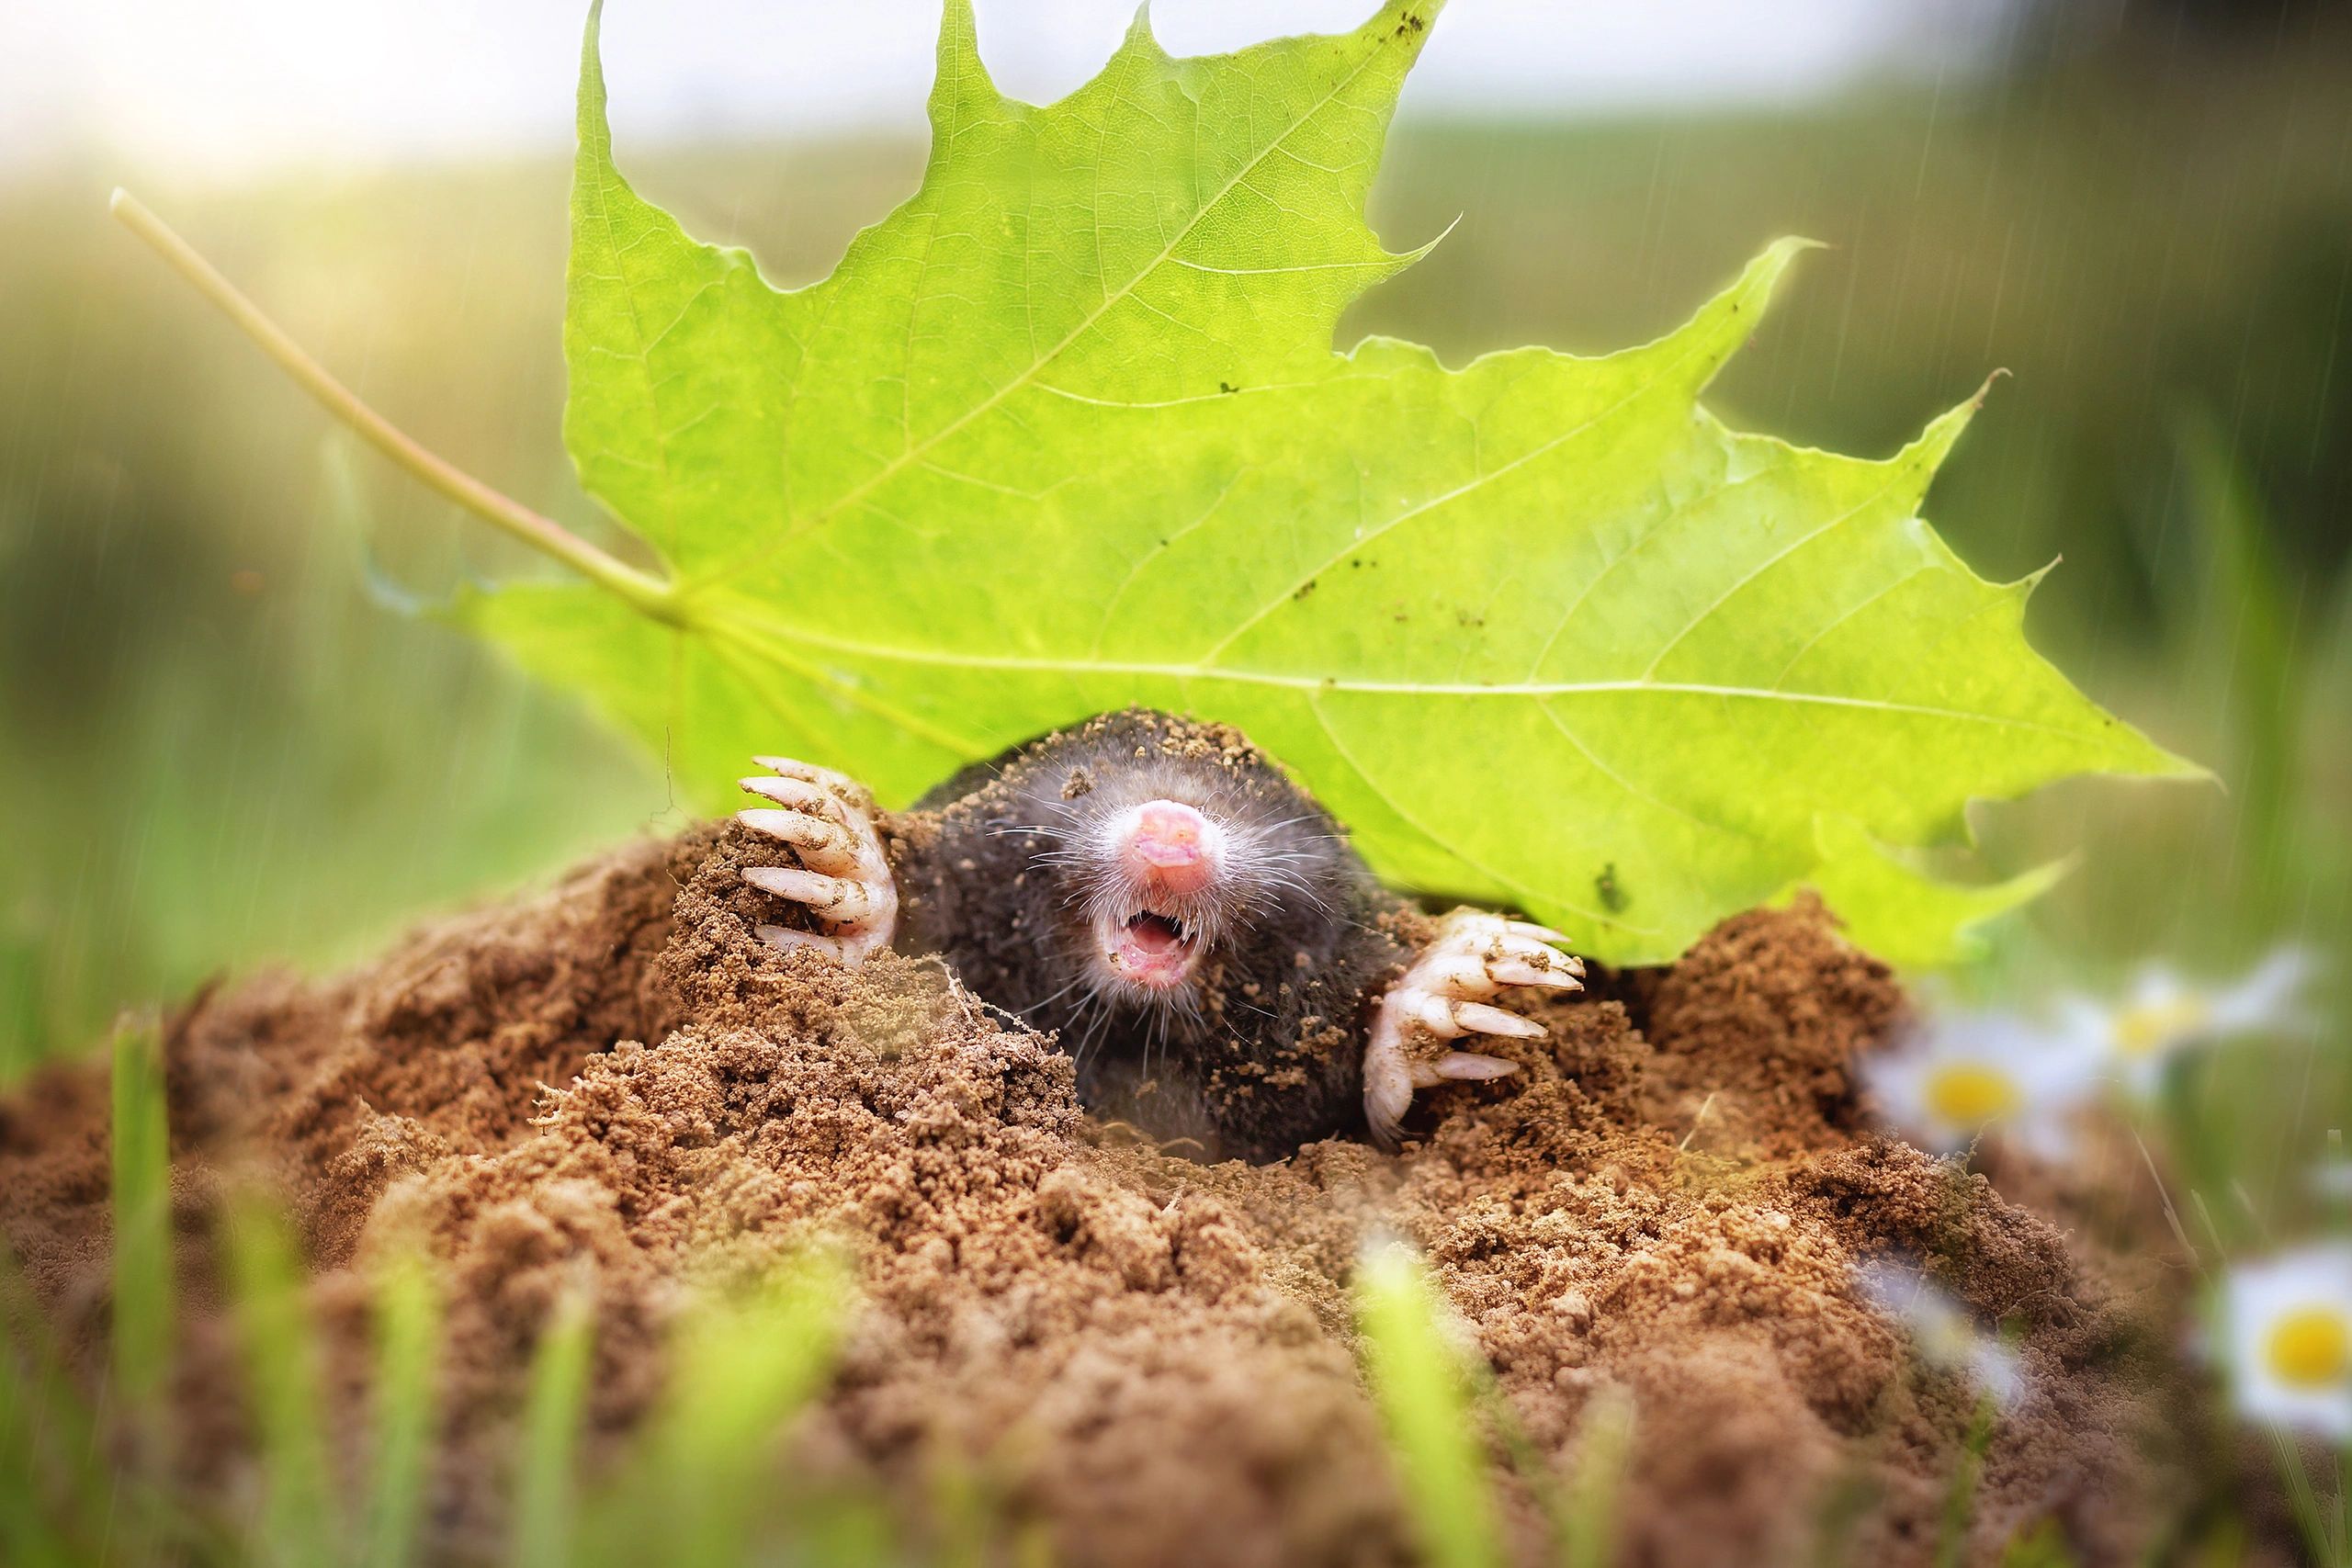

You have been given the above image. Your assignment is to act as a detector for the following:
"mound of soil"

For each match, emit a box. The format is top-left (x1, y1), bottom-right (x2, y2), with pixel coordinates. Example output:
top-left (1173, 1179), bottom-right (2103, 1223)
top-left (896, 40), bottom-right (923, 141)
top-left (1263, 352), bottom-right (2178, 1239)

top-left (0, 823), bottom-right (2181, 1566)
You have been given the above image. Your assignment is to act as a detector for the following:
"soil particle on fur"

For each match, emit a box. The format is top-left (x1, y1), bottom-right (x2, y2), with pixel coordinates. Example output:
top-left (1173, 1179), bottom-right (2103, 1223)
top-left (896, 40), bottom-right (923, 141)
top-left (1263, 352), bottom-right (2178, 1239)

top-left (0, 830), bottom-right (2186, 1566)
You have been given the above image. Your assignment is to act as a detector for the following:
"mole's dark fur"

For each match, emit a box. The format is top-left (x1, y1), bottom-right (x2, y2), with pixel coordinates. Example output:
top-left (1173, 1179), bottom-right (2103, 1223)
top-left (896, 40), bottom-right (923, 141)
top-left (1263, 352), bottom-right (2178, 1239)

top-left (887, 709), bottom-right (1412, 1161)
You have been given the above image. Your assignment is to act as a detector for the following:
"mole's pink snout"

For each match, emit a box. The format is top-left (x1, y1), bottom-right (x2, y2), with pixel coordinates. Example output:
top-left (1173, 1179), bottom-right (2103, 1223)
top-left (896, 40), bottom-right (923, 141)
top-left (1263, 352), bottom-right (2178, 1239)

top-left (1118, 798), bottom-right (1222, 897)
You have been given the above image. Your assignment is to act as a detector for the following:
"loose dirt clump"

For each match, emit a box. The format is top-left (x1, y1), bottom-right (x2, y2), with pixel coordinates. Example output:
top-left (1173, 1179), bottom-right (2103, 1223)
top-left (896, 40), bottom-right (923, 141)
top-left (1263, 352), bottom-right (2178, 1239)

top-left (0, 829), bottom-right (2182, 1566)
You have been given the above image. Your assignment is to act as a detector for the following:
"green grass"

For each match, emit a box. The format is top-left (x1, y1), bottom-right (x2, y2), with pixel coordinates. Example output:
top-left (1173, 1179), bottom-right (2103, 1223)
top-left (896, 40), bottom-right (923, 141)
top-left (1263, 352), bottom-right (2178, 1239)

top-left (619, 1258), bottom-right (852, 1567)
top-left (2267, 1429), bottom-right (2351, 1568)
top-left (110, 1010), bottom-right (174, 1436)
top-left (1934, 1395), bottom-right (2000, 1568)
top-left (363, 1256), bottom-right (441, 1568)
top-left (1555, 1390), bottom-right (1631, 1568)
top-left (0, 964), bottom-right (2342, 1563)
top-left (0, 1241), bottom-right (106, 1566)
top-left (4, 1097), bottom-right (877, 1567)
top-left (512, 1279), bottom-right (595, 1568)
top-left (223, 1195), bottom-right (338, 1565)
top-left (1356, 1242), bottom-right (1505, 1568)
top-left (2024, 427), bottom-right (2349, 1239)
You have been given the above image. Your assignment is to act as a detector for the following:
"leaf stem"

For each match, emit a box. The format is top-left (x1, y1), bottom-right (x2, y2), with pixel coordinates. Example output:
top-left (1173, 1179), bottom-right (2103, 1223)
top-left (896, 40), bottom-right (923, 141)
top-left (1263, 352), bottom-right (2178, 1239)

top-left (108, 187), bottom-right (681, 623)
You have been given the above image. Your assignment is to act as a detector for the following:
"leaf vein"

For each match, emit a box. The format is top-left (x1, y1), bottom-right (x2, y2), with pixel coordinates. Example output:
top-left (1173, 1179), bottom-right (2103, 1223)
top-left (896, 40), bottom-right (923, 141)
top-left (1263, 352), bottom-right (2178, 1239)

top-left (699, 36), bottom-right (1392, 589)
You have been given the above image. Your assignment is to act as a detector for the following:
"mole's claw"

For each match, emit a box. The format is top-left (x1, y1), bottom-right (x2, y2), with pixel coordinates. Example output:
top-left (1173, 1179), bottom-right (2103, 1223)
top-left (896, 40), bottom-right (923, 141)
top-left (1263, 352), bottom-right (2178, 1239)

top-left (1361, 908), bottom-right (1584, 1147)
top-left (744, 865), bottom-right (876, 919)
top-left (1363, 1057), bottom-right (1412, 1153)
top-left (738, 752), bottom-right (900, 966)
top-left (737, 808), bottom-right (855, 873)
top-left (1495, 930), bottom-right (1582, 969)
top-left (1489, 957), bottom-right (1582, 989)
top-left (1447, 1001), bottom-right (1546, 1039)
top-left (752, 756), bottom-right (865, 799)
top-left (1419, 1051), bottom-right (1522, 1086)
top-left (739, 775), bottom-right (842, 818)
top-left (755, 923), bottom-right (850, 962)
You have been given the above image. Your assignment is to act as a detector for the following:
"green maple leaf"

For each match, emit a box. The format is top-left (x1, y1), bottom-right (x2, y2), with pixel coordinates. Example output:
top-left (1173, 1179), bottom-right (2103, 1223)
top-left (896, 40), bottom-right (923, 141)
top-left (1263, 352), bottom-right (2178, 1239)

top-left (456, 0), bottom-right (2197, 966)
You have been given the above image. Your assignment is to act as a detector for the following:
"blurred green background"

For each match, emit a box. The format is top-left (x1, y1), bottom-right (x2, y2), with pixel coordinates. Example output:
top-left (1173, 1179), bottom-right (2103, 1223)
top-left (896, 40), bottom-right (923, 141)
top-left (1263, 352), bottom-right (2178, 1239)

top-left (3, 1), bottom-right (2347, 1186)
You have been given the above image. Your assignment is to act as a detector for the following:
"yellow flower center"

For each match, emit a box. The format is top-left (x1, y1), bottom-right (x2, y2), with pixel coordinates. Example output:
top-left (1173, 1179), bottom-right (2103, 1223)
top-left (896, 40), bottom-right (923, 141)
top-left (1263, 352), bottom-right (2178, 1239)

top-left (2111, 997), bottom-right (2209, 1058)
top-left (2263, 1306), bottom-right (2352, 1390)
top-left (1923, 1063), bottom-right (2023, 1127)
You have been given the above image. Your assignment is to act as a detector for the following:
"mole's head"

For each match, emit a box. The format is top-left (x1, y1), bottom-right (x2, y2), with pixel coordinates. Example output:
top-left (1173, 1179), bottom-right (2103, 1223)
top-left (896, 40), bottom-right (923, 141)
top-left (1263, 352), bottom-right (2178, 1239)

top-left (1002, 713), bottom-right (1364, 1009)
top-left (1079, 795), bottom-right (1228, 989)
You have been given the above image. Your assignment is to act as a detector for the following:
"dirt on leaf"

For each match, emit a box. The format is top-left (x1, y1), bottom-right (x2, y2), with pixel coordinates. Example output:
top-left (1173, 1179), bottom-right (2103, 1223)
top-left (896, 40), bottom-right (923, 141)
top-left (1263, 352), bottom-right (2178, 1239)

top-left (0, 822), bottom-right (2188, 1566)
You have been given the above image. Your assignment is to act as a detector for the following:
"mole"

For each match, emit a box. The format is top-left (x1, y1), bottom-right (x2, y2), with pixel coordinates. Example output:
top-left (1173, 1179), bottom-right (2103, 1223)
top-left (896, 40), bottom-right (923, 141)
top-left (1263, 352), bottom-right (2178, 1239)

top-left (733, 708), bottom-right (1584, 1161)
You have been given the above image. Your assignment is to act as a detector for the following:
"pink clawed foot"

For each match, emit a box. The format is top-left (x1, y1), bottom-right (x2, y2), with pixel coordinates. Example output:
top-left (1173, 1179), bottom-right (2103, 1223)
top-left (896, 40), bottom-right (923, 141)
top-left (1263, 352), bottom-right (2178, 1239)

top-left (1363, 911), bottom-right (1585, 1149)
top-left (736, 756), bottom-right (899, 966)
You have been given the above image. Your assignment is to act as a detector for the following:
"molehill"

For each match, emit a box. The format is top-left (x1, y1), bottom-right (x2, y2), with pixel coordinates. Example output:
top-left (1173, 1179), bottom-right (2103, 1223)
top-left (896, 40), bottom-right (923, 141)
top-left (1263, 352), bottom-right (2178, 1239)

top-left (0, 821), bottom-right (2180, 1566)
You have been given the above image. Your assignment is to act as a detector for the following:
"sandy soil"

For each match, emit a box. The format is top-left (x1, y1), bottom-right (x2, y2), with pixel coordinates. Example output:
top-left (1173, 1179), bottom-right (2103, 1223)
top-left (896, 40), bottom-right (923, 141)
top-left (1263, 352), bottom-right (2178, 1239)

top-left (0, 821), bottom-right (2187, 1566)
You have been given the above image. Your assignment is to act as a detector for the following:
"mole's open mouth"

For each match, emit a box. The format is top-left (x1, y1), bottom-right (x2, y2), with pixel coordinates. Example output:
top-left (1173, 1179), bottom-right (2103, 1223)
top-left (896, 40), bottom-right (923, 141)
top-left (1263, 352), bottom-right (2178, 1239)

top-left (1099, 907), bottom-right (1202, 990)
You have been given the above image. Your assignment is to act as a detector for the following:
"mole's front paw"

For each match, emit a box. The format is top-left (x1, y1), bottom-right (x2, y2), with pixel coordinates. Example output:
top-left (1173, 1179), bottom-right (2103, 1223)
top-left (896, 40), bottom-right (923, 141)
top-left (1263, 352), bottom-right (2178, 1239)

top-left (737, 756), bottom-right (899, 966)
top-left (1363, 910), bottom-right (1585, 1149)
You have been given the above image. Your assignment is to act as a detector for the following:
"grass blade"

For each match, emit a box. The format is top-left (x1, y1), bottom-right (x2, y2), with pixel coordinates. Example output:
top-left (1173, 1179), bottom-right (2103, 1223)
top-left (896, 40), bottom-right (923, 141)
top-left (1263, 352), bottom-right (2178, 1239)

top-left (0, 1240), bottom-right (98, 1565)
top-left (2267, 1425), bottom-right (2352, 1568)
top-left (0, 932), bottom-right (41, 1085)
top-left (628, 1252), bottom-right (852, 1568)
top-left (4, 1235), bottom-right (242, 1568)
top-left (364, 1253), bottom-right (442, 1568)
top-left (2176, 415), bottom-right (2305, 919)
top-left (512, 1276), bottom-right (596, 1568)
top-left (223, 1191), bottom-right (338, 1566)
top-left (1560, 1386), bottom-right (1633, 1568)
top-left (1353, 1241), bottom-right (1503, 1568)
top-left (110, 1009), bottom-right (175, 1436)
top-left (1934, 1393), bottom-right (2000, 1568)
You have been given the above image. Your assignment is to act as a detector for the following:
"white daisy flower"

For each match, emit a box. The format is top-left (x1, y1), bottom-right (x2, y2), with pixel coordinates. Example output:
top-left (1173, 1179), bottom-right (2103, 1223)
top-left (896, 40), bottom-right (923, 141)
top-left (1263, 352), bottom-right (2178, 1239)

top-left (1861, 1010), bottom-right (2100, 1162)
top-left (2058, 947), bottom-right (2317, 1093)
top-left (2218, 1244), bottom-right (2352, 1440)
top-left (1856, 1258), bottom-right (2024, 1411)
